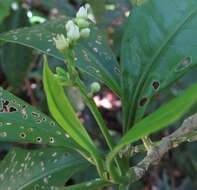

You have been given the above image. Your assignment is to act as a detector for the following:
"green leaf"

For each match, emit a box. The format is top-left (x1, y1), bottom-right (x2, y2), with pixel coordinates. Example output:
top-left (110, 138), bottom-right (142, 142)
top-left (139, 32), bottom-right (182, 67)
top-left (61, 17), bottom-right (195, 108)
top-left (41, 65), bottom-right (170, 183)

top-left (43, 58), bottom-right (101, 158)
top-left (0, 87), bottom-right (77, 149)
top-left (0, 7), bottom-right (33, 89)
top-left (131, 0), bottom-right (147, 6)
top-left (1, 43), bottom-right (32, 89)
top-left (0, 0), bottom-right (12, 23)
top-left (86, 0), bottom-right (105, 21)
top-left (108, 83), bottom-right (197, 160)
top-left (121, 0), bottom-right (197, 132)
top-left (0, 16), bottom-right (120, 95)
top-left (40, 0), bottom-right (75, 16)
top-left (90, 0), bottom-right (132, 56)
top-left (59, 178), bottom-right (111, 190)
top-left (0, 147), bottom-right (89, 190)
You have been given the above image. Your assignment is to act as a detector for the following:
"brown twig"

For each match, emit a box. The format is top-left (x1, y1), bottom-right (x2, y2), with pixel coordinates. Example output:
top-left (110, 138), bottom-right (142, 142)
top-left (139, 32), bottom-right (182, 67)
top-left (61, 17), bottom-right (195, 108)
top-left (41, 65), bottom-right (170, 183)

top-left (129, 113), bottom-right (197, 182)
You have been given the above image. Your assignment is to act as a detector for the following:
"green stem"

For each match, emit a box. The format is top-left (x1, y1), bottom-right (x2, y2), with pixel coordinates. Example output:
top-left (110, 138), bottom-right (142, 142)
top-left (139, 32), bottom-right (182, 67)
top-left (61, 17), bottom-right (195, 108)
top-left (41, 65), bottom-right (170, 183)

top-left (65, 50), bottom-right (114, 150)
top-left (59, 178), bottom-right (111, 190)
top-left (76, 79), bottom-right (127, 179)
top-left (62, 51), bottom-right (106, 179)
top-left (64, 50), bottom-right (125, 181)
top-left (76, 79), bottom-right (114, 150)
top-left (142, 136), bottom-right (154, 152)
top-left (106, 144), bottom-right (130, 184)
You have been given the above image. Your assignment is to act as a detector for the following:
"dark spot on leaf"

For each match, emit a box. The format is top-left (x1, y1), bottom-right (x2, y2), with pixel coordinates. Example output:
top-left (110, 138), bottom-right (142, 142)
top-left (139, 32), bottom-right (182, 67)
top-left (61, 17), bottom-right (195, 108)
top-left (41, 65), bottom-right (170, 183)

top-left (42, 117), bottom-right (46, 121)
top-left (9, 107), bottom-right (17, 112)
top-left (20, 132), bottom-right (26, 139)
top-left (36, 119), bottom-right (42, 124)
top-left (32, 112), bottom-right (39, 117)
top-left (175, 57), bottom-right (192, 72)
top-left (36, 137), bottom-right (42, 143)
top-left (139, 97), bottom-right (148, 107)
top-left (49, 137), bottom-right (55, 143)
top-left (152, 81), bottom-right (160, 90)
top-left (0, 100), bottom-right (10, 112)
top-left (0, 107), bottom-right (8, 112)
top-left (50, 121), bottom-right (55, 126)
top-left (2, 100), bottom-right (9, 105)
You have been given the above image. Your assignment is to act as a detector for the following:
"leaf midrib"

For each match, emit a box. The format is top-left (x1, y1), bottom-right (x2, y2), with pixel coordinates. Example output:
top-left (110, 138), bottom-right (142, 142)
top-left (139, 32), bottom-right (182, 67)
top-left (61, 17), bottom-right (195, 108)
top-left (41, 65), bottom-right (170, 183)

top-left (17, 160), bottom-right (85, 190)
top-left (128, 5), bottom-right (197, 128)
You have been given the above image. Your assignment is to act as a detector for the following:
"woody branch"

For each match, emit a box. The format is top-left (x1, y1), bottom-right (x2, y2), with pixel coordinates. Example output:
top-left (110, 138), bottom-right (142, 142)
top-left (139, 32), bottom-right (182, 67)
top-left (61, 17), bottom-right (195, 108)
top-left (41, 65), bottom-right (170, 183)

top-left (129, 113), bottom-right (197, 182)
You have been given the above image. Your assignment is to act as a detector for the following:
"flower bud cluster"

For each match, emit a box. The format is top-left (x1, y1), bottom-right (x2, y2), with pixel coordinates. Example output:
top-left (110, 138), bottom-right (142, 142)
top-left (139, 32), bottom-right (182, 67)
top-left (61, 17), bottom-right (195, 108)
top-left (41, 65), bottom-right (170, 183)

top-left (53, 4), bottom-right (92, 51)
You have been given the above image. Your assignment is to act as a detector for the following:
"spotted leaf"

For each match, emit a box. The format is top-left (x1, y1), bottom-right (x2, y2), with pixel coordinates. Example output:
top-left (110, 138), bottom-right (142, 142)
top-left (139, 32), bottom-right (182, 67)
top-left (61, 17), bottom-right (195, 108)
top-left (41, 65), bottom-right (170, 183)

top-left (108, 82), bottom-right (197, 162)
top-left (0, 147), bottom-right (89, 190)
top-left (0, 87), bottom-right (78, 150)
top-left (0, 16), bottom-right (120, 96)
top-left (121, 0), bottom-right (197, 131)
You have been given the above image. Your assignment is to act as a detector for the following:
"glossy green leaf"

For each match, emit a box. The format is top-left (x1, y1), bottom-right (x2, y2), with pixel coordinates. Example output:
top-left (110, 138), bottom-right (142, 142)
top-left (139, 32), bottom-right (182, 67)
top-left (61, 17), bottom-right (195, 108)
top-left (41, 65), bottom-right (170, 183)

top-left (43, 58), bottom-right (101, 158)
top-left (108, 83), bottom-right (197, 159)
top-left (0, 16), bottom-right (120, 95)
top-left (0, 147), bottom-right (89, 190)
top-left (0, 87), bottom-right (77, 149)
top-left (121, 0), bottom-right (197, 131)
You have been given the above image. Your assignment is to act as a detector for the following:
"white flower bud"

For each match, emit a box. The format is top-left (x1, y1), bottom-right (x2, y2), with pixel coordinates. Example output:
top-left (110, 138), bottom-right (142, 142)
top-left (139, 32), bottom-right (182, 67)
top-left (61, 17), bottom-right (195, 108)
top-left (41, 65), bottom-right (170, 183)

top-left (85, 3), bottom-right (96, 23)
top-left (80, 28), bottom-right (90, 38)
top-left (76, 6), bottom-right (88, 19)
top-left (53, 34), bottom-right (69, 51)
top-left (65, 20), bottom-right (75, 31)
top-left (67, 23), bottom-right (80, 41)
top-left (85, 3), bottom-right (90, 10)
top-left (75, 18), bottom-right (89, 28)
top-left (90, 82), bottom-right (101, 93)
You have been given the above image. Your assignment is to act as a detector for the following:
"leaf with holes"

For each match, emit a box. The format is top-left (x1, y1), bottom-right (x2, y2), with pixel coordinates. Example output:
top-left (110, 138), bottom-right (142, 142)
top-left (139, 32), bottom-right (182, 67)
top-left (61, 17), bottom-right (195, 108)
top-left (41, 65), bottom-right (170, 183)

top-left (121, 0), bottom-right (197, 132)
top-left (0, 16), bottom-right (120, 95)
top-left (108, 82), bottom-right (197, 160)
top-left (0, 147), bottom-right (89, 190)
top-left (43, 58), bottom-right (102, 160)
top-left (0, 87), bottom-right (78, 150)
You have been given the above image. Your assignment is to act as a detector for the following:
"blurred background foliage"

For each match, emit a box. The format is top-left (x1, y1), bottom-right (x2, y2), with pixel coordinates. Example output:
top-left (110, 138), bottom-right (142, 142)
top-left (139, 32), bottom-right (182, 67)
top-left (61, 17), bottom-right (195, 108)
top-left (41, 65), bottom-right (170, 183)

top-left (0, 0), bottom-right (196, 189)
